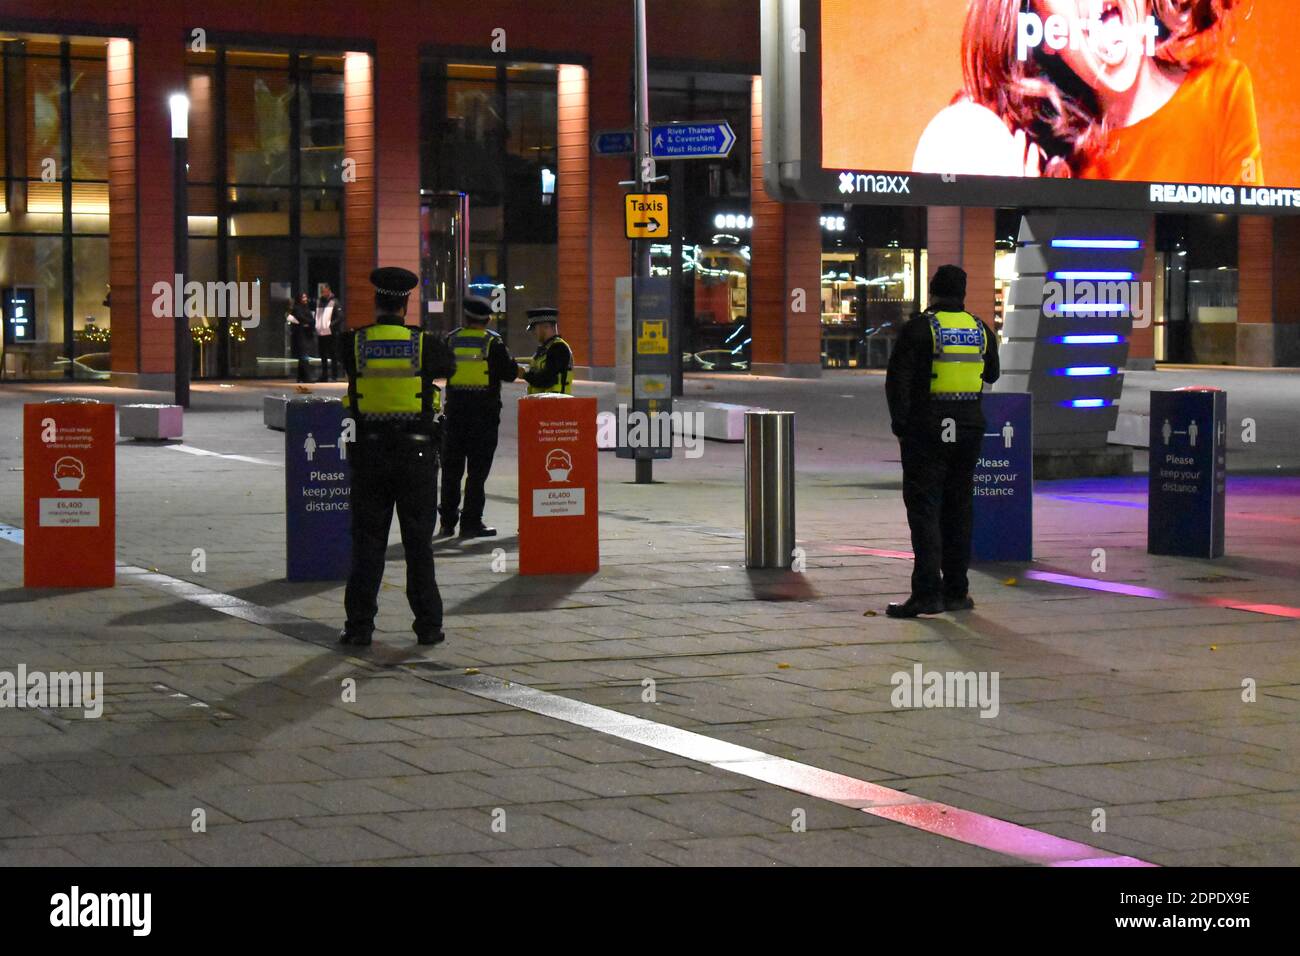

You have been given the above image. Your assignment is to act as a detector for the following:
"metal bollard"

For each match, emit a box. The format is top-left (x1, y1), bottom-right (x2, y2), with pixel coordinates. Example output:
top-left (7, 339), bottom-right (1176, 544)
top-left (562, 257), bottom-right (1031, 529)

top-left (744, 410), bottom-right (795, 569)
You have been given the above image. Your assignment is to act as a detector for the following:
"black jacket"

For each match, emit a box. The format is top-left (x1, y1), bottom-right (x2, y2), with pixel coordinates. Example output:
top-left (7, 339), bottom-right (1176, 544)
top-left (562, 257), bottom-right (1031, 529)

top-left (885, 301), bottom-right (1000, 437)
top-left (522, 335), bottom-right (573, 392)
top-left (444, 326), bottom-right (519, 407)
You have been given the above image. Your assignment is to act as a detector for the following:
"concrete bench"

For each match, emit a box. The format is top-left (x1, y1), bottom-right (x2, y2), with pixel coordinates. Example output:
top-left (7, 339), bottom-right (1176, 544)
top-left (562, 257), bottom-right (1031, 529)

top-left (264, 395), bottom-right (291, 431)
top-left (1108, 410), bottom-right (1150, 448)
top-left (595, 399), bottom-right (765, 449)
top-left (677, 399), bottom-right (764, 442)
top-left (119, 403), bottom-right (183, 440)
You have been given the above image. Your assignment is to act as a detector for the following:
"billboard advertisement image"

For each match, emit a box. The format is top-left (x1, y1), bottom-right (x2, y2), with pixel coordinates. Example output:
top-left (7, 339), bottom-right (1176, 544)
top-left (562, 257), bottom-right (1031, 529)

top-left (765, 0), bottom-right (1300, 211)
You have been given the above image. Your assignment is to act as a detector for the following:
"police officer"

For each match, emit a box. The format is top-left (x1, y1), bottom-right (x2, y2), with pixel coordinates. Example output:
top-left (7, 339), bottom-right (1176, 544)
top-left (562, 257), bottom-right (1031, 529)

top-left (519, 307), bottom-right (573, 395)
top-left (884, 264), bottom-right (1000, 618)
top-left (438, 295), bottom-right (518, 538)
top-left (338, 267), bottom-right (456, 647)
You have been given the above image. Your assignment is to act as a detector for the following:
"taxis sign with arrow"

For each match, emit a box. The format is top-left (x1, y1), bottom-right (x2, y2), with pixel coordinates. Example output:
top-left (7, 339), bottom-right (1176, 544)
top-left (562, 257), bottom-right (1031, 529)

top-left (625, 193), bottom-right (668, 240)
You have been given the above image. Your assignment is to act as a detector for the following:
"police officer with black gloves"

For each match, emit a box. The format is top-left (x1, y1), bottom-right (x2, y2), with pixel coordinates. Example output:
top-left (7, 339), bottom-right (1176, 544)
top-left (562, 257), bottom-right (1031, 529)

top-left (338, 267), bottom-right (456, 647)
top-left (519, 307), bottom-right (573, 395)
top-left (438, 295), bottom-right (518, 539)
top-left (884, 264), bottom-right (1000, 618)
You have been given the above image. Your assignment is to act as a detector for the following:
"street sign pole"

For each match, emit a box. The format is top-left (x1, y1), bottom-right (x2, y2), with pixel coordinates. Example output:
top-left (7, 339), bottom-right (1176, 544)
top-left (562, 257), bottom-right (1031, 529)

top-left (632, 0), bottom-right (652, 484)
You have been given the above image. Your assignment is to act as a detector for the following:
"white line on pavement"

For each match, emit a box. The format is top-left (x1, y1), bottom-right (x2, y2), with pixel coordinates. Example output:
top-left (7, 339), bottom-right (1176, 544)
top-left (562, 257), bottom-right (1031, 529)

top-left (165, 445), bottom-right (278, 466)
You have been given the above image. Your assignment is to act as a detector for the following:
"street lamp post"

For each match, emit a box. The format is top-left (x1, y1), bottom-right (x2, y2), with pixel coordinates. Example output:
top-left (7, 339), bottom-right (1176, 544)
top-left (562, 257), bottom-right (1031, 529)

top-left (170, 93), bottom-right (191, 408)
top-left (632, 0), bottom-right (653, 484)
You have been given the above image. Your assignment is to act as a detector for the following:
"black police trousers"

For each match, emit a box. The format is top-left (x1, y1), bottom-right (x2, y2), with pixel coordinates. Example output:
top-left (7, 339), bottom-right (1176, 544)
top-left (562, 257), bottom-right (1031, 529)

top-left (344, 433), bottom-right (442, 640)
top-left (899, 421), bottom-right (983, 602)
top-left (439, 400), bottom-right (501, 530)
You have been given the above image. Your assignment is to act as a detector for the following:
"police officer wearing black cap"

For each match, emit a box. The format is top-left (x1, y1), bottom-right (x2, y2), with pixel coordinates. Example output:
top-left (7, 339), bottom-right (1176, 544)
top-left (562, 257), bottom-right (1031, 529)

top-left (519, 307), bottom-right (573, 395)
top-left (438, 295), bottom-right (518, 539)
top-left (338, 266), bottom-right (456, 647)
top-left (884, 264), bottom-right (1000, 618)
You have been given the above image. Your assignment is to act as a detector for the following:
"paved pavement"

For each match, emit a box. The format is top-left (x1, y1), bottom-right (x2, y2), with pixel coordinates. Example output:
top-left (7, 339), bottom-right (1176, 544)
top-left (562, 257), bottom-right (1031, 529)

top-left (0, 367), bottom-right (1297, 866)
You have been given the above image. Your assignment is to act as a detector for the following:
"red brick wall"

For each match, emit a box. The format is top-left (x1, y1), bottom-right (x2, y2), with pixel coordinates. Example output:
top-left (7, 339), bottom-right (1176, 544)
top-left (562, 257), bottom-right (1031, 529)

top-left (556, 65), bottom-right (590, 365)
top-left (587, 39), bottom-right (633, 369)
top-left (11, 0), bottom-right (758, 374)
top-left (1238, 216), bottom-right (1273, 326)
top-left (927, 206), bottom-right (995, 321)
top-left (343, 52), bottom-right (375, 329)
top-left (133, 30), bottom-right (185, 375)
top-left (749, 76), bottom-right (783, 367)
top-left (373, 35), bottom-right (421, 298)
top-left (106, 38), bottom-right (137, 376)
top-left (749, 77), bottom-right (823, 370)
top-left (1130, 217), bottom-right (1157, 361)
top-left (1273, 217), bottom-right (1300, 326)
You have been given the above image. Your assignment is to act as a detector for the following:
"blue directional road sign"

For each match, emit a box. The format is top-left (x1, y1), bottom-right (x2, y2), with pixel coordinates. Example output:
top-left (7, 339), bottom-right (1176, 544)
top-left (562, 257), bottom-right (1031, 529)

top-left (650, 120), bottom-right (735, 160)
top-left (972, 392), bottom-right (1033, 562)
top-left (592, 130), bottom-right (635, 156)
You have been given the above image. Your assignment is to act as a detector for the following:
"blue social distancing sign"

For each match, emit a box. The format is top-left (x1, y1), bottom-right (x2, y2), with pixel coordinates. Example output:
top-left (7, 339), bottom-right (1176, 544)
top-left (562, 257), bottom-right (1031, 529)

top-left (972, 392), bottom-right (1033, 562)
top-left (1149, 389), bottom-right (1226, 558)
top-left (285, 399), bottom-right (353, 580)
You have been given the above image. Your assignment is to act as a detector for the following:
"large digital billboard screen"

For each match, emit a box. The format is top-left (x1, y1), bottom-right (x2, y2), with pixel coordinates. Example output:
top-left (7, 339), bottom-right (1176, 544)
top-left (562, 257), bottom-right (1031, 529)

top-left (764, 0), bottom-right (1300, 212)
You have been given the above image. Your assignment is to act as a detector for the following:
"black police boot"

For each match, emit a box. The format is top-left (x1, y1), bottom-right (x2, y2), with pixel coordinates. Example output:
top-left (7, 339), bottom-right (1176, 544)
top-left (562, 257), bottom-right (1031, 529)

top-left (885, 595), bottom-right (945, 618)
top-left (944, 594), bottom-right (976, 612)
top-left (459, 524), bottom-right (497, 539)
top-left (436, 519), bottom-right (457, 538)
top-left (338, 628), bottom-right (373, 647)
top-left (417, 630), bottom-right (446, 647)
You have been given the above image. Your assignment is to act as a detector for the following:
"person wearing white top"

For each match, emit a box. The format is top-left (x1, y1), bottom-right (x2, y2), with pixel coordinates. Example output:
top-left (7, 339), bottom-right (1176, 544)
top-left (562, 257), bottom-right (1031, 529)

top-left (313, 284), bottom-right (344, 382)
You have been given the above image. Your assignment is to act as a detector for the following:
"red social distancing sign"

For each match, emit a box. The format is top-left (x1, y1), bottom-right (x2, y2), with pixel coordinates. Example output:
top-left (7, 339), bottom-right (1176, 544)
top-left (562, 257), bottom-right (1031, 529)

top-left (518, 395), bottom-right (599, 575)
top-left (23, 402), bottom-right (116, 588)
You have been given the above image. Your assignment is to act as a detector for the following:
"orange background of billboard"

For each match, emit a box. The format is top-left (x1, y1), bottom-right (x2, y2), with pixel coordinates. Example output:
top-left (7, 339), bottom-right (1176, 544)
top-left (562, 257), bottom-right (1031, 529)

top-left (23, 402), bottom-right (116, 588)
top-left (517, 396), bottom-right (600, 576)
top-left (822, 0), bottom-right (1300, 186)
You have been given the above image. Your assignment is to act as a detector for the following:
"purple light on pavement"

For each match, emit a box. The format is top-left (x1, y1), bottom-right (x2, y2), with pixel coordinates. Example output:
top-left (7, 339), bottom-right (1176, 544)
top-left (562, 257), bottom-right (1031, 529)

top-left (1024, 570), bottom-right (1171, 600)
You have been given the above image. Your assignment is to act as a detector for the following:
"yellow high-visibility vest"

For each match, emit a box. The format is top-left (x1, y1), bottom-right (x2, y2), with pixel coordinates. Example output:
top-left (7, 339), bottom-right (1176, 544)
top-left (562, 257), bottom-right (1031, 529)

top-left (447, 326), bottom-right (493, 390)
top-left (343, 323), bottom-right (440, 422)
top-left (527, 335), bottom-right (573, 395)
top-left (928, 311), bottom-right (986, 399)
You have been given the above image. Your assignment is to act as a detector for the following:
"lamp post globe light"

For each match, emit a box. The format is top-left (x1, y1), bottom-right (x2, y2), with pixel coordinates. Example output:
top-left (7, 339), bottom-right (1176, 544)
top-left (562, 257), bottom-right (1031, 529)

top-left (170, 93), bottom-right (190, 407)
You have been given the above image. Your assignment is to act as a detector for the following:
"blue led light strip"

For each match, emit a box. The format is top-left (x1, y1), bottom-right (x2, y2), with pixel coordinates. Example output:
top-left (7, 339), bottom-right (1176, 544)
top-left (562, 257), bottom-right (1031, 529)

top-left (1050, 271), bottom-right (1134, 280)
top-left (1058, 366), bottom-right (1117, 377)
top-left (1048, 303), bottom-right (1130, 314)
top-left (1054, 334), bottom-right (1123, 345)
top-left (1050, 239), bottom-right (1142, 250)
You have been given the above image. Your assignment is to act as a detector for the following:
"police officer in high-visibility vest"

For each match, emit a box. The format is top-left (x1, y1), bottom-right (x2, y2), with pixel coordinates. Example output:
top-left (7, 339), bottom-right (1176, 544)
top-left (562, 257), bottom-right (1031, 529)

top-left (519, 307), bottom-right (573, 395)
top-left (438, 295), bottom-right (518, 539)
top-left (338, 267), bottom-right (456, 647)
top-left (884, 264), bottom-right (1000, 618)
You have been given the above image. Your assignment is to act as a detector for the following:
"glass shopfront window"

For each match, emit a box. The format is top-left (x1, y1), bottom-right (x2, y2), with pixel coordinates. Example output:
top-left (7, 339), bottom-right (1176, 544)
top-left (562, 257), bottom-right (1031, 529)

top-left (184, 44), bottom-right (345, 379)
top-left (1, 37), bottom-right (110, 382)
top-left (421, 60), bottom-right (557, 355)
top-left (819, 206), bottom-right (925, 369)
top-left (1156, 214), bottom-right (1240, 365)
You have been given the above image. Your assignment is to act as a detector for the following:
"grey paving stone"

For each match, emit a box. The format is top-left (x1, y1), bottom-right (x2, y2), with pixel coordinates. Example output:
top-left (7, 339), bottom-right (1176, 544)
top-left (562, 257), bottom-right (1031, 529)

top-left (270, 824), bottom-right (412, 863)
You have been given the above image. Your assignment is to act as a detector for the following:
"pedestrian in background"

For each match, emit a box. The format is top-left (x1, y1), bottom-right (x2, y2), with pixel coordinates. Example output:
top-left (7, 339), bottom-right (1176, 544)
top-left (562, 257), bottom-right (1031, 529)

top-left (884, 264), bottom-right (1000, 618)
top-left (315, 283), bottom-right (345, 382)
top-left (286, 291), bottom-right (315, 383)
